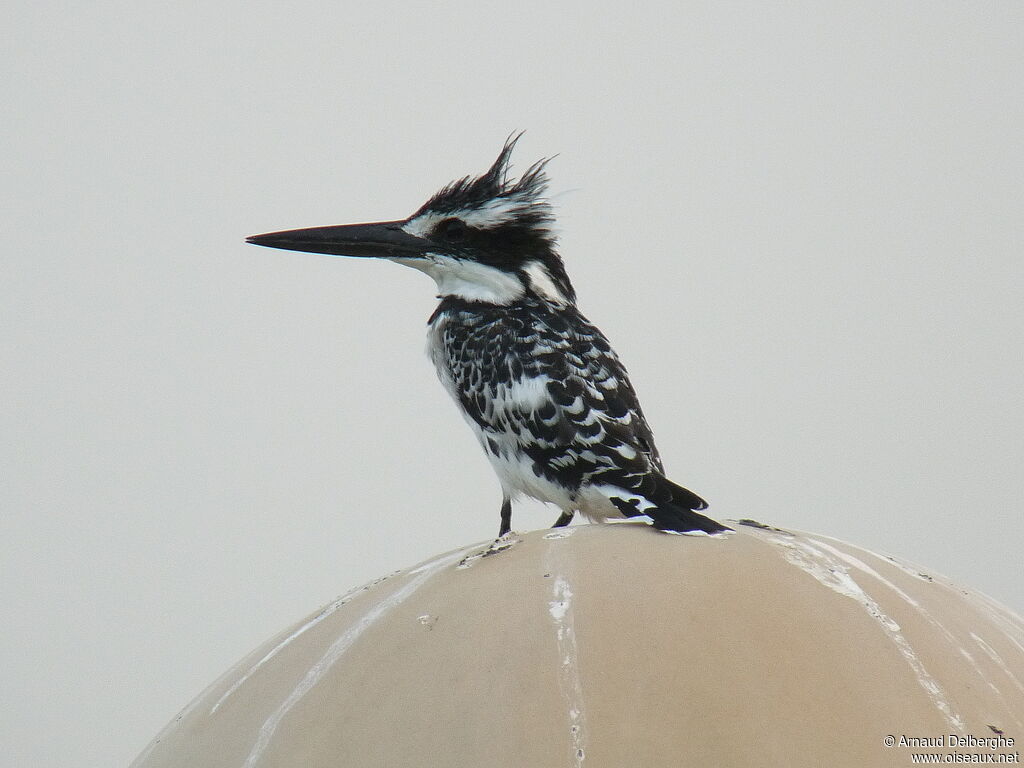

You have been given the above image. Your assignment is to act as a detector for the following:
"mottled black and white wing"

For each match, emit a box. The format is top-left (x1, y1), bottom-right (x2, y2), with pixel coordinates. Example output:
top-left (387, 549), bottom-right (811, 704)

top-left (430, 297), bottom-right (723, 533)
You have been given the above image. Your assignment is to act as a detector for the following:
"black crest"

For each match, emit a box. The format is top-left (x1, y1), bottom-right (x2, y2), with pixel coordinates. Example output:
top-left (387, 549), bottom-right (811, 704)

top-left (415, 133), bottom-right (553, 224)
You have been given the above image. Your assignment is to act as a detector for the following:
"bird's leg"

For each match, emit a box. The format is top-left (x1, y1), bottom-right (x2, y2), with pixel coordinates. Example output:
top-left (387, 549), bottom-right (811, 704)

top-left (461, 501), bottom-right (519, 566)
top-left (552, 510), bottom-right (574, 528)
top-left (498, 496), bottom-right (512, 537)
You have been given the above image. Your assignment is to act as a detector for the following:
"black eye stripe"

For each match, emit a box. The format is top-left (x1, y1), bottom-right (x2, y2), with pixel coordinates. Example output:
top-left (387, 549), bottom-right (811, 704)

top-left (437, 217), bottom-right (467, 241)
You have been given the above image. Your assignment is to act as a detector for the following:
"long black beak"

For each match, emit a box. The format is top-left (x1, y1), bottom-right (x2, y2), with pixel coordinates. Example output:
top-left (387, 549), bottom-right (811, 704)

top-left (245, 220), bottom-right (430, 259)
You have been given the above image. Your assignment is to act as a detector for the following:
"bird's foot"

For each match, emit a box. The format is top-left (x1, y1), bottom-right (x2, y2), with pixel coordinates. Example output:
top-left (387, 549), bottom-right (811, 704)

top-left (456, 532), bottom-right (521, 569)
top-left (735, 518), bottom-right (794, 536)
top-left (484, 531), bottom-right (520, 556)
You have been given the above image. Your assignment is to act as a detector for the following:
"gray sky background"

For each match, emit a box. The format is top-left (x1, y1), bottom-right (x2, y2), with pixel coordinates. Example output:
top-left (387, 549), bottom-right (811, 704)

top-left (3, 2), bottom-right (1022, 766)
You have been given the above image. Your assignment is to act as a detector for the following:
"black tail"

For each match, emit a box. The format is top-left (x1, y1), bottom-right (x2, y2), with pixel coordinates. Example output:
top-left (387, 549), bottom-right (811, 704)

top-left (644, 475), bottom-right (731, 534)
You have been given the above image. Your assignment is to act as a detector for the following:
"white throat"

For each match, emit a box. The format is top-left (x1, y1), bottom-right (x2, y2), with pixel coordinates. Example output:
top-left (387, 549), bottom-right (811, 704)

top-left (391, 255), bottom-right (525, 305)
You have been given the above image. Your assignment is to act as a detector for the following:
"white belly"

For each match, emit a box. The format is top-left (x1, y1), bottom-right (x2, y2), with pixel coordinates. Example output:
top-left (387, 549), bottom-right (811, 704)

top-left (470, 420), bottom-right (626, 523)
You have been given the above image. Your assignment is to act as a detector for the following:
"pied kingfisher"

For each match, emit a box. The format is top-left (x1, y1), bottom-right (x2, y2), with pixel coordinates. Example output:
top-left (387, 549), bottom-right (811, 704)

top-left (247, 135), bottom-right (729, 537)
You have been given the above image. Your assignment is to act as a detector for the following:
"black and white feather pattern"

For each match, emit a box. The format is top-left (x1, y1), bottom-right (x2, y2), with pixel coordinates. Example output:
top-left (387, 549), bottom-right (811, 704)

top-left (428, 295), bottom-right (726, 534)
top-left (246, 134), bottom-right (728, 535)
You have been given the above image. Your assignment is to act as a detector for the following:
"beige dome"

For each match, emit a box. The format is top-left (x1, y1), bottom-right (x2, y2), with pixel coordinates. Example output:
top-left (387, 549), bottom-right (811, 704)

top-left (132, 522), bottom-right (1024, 767)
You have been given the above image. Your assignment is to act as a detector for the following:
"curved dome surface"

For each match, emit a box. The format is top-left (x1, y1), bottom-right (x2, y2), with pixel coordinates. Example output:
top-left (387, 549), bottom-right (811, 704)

top-left (133, 522), bottom-right (1024, 767)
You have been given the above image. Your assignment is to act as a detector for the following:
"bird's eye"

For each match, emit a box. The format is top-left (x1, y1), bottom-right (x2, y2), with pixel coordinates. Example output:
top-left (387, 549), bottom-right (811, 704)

top-left (437, 217), bottom-right (467, 242)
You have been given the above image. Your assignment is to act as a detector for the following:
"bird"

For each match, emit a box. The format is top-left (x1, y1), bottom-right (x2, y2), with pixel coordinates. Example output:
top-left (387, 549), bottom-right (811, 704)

top-left (247, 134), bottom-right (729, 537)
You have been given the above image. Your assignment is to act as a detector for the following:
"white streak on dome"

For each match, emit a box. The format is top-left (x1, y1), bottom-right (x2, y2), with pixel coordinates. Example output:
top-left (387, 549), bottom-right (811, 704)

top-left (971, 632), bottom-right (1024, 697)
top-left (774, 536), bottom-right (964, 730)
top-left (971, 591), bottom-right (1024, 657)
top-left (543, 528), bottom-right (576, 540)
top-left (545, 546), bottom-right (587, 766)
top-left (816, 533), bottom-right (938, 583)
top-left (817, 533), bottom-right (1024, 666)
top-left (209, 573), bottom-right (398, 715)
top-left (808, 538), bottom-right (921, 608)
top-left (806, 536), bottom-right (1014, 708)
top-left (243, 547), bottom-right (473, 768)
